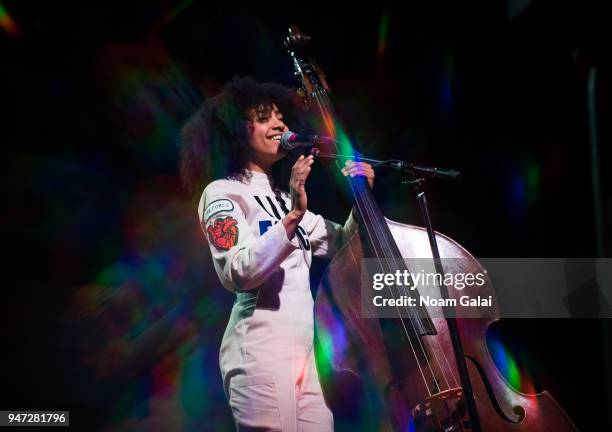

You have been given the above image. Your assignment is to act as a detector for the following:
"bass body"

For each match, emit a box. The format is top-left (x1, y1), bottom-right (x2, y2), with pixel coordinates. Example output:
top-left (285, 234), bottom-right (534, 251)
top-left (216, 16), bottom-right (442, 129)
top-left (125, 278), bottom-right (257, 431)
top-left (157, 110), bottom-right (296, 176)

top-left (315, 219), bottom-right (579, 432)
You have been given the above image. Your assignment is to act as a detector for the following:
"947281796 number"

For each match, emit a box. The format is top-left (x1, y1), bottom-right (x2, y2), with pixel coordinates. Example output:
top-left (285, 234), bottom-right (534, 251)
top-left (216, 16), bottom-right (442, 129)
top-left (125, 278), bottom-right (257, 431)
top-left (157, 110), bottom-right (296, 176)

top-left (0, 411), bottom-right (69, 427)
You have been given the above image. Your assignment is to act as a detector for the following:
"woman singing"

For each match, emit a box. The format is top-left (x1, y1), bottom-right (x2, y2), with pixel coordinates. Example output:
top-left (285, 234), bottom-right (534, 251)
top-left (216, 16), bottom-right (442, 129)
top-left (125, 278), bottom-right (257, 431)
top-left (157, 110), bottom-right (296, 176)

top-left (179, 77), bottom-right (374, 431)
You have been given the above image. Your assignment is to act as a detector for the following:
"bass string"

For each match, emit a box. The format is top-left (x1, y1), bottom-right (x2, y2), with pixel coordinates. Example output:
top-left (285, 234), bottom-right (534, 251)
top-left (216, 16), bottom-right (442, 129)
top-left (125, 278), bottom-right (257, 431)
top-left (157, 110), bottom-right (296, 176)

top-left (310, 89), bottom-right (437, 395)
top-left (350, 165), bottom-right (452, 393)
top-left (309, 89), bottom-right (454, 396)
top-left (342, 125), bottom-right (463, 422)
top-left (312, 88), bottom-right (458, 391)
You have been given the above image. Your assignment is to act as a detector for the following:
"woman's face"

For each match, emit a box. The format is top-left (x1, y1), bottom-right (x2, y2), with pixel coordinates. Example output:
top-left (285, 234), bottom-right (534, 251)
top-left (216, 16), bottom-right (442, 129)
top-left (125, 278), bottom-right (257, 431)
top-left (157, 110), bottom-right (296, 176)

top-left (247, 104), bottom-right (288, 167)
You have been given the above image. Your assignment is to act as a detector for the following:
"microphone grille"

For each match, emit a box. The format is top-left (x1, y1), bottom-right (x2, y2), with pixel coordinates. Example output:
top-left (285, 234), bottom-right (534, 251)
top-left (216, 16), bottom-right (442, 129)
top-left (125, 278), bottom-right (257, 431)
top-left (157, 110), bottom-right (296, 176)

top-left (280, 131), bottom-right (296, 150)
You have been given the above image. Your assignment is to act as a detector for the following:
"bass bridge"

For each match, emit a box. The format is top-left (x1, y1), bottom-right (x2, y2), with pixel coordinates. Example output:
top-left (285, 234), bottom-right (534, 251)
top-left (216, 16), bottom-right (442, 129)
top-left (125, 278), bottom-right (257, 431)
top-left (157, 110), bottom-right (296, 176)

top-left (412, 388), bottom-right (469, 431)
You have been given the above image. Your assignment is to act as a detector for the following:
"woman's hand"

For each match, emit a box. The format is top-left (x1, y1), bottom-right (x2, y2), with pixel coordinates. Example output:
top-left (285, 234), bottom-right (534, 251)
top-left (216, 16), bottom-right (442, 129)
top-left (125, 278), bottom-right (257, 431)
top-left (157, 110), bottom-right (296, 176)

top-left (283, 154), bottom-right (314, 239)
top-left (341, 160), bottom-right (375, 189)
top-left (289, 154), bottom-right (315, 216)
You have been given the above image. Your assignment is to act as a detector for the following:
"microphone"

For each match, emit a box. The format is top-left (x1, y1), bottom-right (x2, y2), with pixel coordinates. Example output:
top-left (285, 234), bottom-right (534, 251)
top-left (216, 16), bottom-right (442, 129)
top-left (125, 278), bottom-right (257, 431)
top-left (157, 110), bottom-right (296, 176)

top-left (279, 131), bottom-right (337, 151)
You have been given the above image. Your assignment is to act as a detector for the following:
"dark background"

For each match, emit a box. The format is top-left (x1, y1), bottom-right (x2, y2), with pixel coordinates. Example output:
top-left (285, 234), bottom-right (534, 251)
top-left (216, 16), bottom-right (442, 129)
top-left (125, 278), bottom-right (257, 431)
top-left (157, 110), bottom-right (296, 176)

top-left (2, 0), bottom-right (611, 430)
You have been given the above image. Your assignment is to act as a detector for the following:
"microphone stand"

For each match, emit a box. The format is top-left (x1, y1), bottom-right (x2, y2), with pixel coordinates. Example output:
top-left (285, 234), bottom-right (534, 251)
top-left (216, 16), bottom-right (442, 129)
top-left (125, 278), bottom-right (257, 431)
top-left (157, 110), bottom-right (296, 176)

top-left (404, 176), bottom-right (482, 432)
top-left (310, 148), bottom-right (462, 180)
top-left (314, 148), bottom-right (481, 431)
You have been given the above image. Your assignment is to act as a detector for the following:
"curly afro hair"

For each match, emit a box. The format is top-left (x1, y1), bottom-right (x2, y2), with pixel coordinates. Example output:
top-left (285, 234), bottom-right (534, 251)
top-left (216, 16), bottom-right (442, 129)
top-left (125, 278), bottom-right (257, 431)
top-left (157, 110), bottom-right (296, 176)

top-left (178, 76), bottom-right (304, 197)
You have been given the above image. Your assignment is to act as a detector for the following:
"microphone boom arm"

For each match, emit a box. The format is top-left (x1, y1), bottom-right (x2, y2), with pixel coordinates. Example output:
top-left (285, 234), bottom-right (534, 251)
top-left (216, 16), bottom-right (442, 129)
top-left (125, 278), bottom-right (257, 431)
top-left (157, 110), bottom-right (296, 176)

top-left (311, 148), bottom-right (462, 180)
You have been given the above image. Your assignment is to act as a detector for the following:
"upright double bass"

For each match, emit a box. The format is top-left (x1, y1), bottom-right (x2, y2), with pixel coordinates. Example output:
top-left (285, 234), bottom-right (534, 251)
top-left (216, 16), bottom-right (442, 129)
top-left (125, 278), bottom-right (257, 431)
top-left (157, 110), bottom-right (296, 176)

top-left (284, 27), bottom-right (578, 431)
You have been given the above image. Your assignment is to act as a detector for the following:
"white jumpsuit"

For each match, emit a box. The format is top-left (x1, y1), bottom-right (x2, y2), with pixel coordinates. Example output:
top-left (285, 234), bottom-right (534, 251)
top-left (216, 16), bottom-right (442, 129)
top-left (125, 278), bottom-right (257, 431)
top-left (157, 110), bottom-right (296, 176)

top-left (198, 170), bottom-right (357, 432)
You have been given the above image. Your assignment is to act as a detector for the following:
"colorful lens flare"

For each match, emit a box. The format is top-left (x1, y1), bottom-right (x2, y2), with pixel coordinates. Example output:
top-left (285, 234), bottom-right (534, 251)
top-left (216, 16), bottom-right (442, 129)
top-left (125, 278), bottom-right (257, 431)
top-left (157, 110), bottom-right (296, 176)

top-left (488, 334), bottom-right (536, 394)
top-left (377, 12), bottom-right (390, 62)
top-left (0, 2), bottom-right (20, 37)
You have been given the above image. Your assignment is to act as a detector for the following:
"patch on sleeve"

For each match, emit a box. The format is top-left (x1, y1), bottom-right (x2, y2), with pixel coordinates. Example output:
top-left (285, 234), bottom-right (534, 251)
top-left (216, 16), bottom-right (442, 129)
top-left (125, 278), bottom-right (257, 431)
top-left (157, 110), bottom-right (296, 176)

top-left (206, 216), bottom-right (239, 251)
top-left (204, 199), bottom-right (234, 221)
